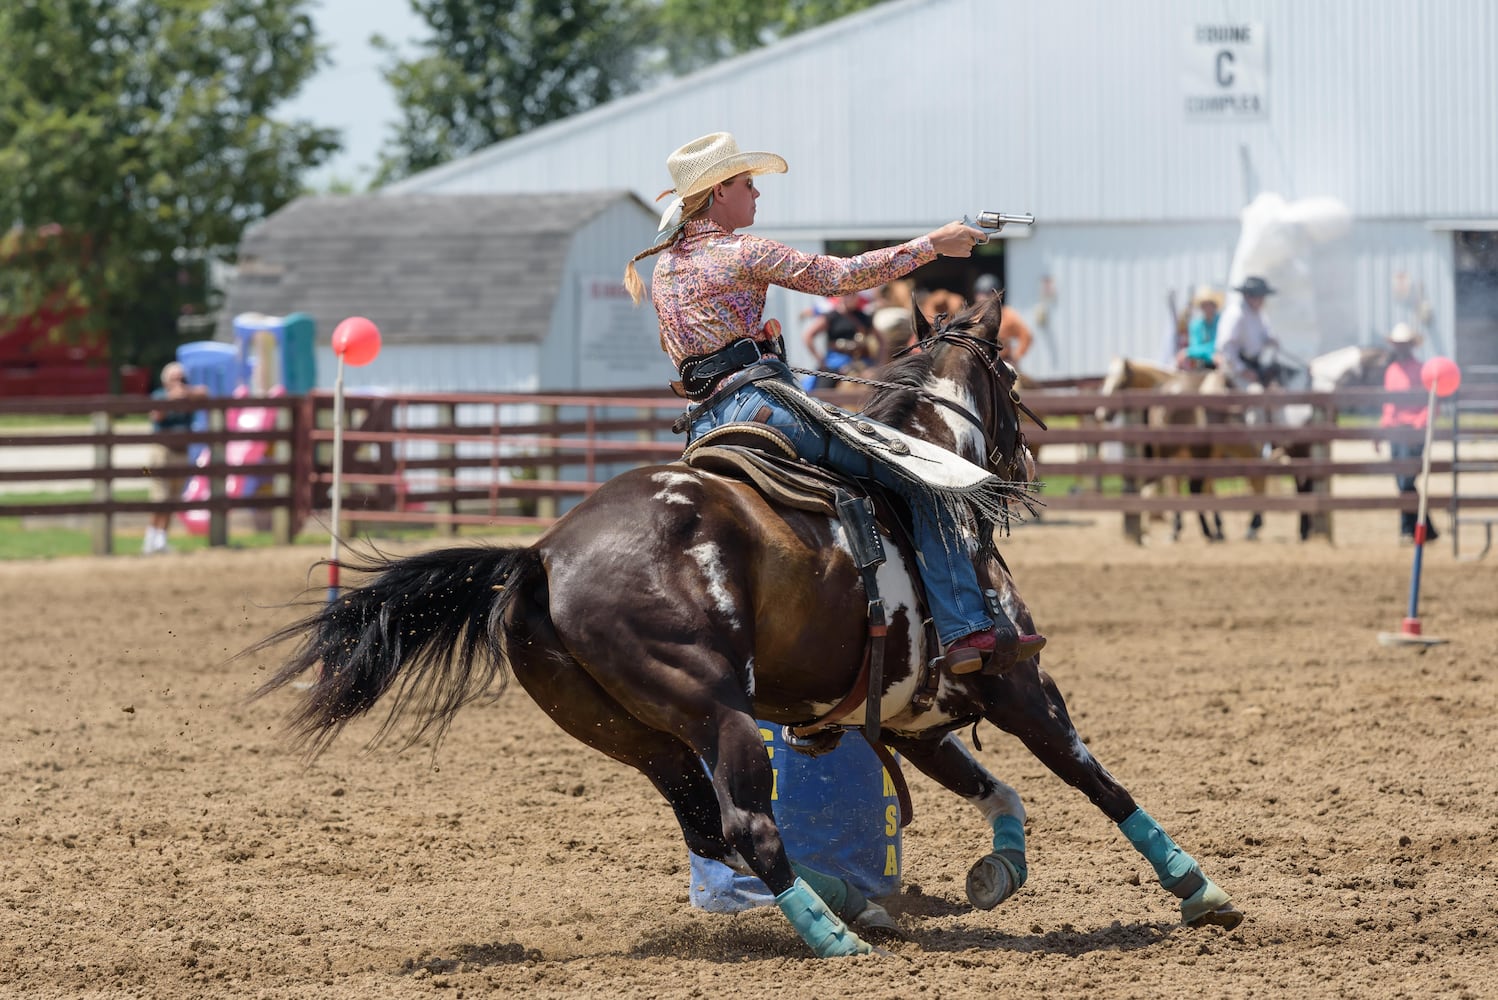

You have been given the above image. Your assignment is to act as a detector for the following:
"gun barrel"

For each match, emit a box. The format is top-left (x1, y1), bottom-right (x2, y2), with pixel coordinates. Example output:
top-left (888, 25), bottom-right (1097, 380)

top-left (975, 211), bottom-right (1035, 230)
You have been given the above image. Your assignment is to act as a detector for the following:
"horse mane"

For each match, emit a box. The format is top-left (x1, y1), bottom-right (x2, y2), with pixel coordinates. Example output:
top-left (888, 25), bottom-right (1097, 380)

top-left (861, 297), bottom-right (1004, 433)
top-left (860, 351), bottom-right (936, 429)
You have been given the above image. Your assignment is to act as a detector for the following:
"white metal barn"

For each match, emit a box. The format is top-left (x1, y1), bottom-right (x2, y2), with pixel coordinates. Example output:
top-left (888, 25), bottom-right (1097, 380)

top-left (385, 0), bottom-right (1498, 380)
top-left (218, 191), bottom-right (672, 393)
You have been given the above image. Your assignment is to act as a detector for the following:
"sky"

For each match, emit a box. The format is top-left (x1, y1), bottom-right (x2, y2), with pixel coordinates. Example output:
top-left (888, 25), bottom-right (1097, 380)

top-left (278, 0), bottom-right (430, 190)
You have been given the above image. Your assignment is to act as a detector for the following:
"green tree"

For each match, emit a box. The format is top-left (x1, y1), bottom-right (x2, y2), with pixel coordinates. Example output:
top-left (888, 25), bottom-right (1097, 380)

top-left (374, 0), bottom-right (888, 186)
top-left (0, 0), bottom-right (340, 385)
top-left (373, 0), bottom-right (656, 186)
top-left (654, 0), bottom-right (884, 76)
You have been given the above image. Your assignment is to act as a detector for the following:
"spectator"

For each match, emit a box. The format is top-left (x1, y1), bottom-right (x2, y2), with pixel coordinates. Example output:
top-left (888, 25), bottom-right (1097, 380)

top-left (143, 361), bottom-right (207, 554)
top-left (802, 292), bottom-right (882, 389)
top-left (1377, 323), bottom-right (1439, 544)
top-left (920, 288), bottom-right (967, 325)
top-left (1179, 288), bottom-right (1223, 370)
top-left (1215, 276), bottom-right (1279, 386)
top-left (974, 273), bottom-right (1034, 369)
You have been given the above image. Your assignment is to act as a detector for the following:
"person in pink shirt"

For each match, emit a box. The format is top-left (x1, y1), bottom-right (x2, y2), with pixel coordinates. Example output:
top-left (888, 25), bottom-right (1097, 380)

top-left (1378, 323), bottom-right (1439, 543)
top-left (623, 131), bottom-right (1043, 675)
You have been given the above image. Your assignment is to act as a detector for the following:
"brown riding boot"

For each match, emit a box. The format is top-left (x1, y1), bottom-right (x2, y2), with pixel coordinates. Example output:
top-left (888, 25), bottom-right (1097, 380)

top-left (946, 626), bottom-right (1047, 676)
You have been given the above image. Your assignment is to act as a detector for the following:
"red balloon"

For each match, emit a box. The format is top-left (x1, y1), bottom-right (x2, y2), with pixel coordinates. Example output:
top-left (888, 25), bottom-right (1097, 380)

top-left (331, 316), bottom-right (381, 366)
top-left (1420, 356), bottom-right (1461, 398)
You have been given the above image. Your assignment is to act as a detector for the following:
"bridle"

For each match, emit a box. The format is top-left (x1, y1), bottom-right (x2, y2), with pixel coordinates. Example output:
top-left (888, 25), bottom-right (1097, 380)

top-left (892, 329), bottom-right (1046, 480)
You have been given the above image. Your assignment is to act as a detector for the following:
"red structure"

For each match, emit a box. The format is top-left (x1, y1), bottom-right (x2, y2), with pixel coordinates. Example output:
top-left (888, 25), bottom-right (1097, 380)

top-left (0, 303), bottom-right (147, 396)
top-left (0, 225), bottom-right (148, 397)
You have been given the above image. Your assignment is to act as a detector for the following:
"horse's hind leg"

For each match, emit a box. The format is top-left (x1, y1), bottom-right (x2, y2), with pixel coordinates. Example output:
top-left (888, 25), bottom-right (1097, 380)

top-left (1245, 475), bottom-right (1267, 540)
top-left (886, 732), bottom-right (1028, 911)
top-left (1190, 478), bottom-right (1223, 541)
top-left (984, 666), bottom-right (1243, 930)
top-left (515, 611), bottom-right (872, 956)
top-left (509, 648), bottom-right (728, 861)
top-left (510, 643), bottom-right (877, 955)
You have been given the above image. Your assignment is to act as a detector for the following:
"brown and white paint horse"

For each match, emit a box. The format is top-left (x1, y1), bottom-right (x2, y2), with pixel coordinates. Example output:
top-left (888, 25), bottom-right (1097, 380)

top-left (251, 297), bottom-right (1241, 957)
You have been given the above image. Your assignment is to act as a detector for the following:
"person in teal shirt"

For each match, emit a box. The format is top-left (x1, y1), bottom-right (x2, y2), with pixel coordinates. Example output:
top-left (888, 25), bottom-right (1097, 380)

top-left (1182, 288), bottom-right (1222, 370)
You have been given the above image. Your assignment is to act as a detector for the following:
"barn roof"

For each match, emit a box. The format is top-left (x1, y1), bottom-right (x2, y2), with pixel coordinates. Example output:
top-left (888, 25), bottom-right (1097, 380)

top-left (219, 191), bottom-right (647, 345)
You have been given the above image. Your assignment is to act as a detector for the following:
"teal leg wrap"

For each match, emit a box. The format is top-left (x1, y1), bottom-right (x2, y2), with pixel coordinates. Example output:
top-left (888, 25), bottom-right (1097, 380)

top-left (790, 862), bottom-right (867, 924)
top-left (1119, 807), bottom-right (1204, 899)
top-left (991, 814), bottom-right (1029, 889)
top-left (775, 878), bottom-right (873, 957)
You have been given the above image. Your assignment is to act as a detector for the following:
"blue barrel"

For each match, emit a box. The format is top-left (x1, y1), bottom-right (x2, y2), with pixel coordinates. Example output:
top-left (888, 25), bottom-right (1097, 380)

top-left (688, 723), bottom-right (901, 912)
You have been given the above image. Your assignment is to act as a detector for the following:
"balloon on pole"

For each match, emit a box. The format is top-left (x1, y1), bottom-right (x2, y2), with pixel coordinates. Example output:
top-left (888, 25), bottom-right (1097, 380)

top-left (332, 316), bottom-right (382, 367)
top-left (1420, 356), bottom-right (1460, 397)
top-left (1378, 356), bottom-right (1461, 648)
top-left (327, 317), bottom-right (382, 601)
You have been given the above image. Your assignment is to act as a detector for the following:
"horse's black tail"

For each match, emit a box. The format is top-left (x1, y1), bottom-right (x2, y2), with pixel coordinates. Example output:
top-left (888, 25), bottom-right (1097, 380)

top-left (249, 544), bottom-right (543, 755)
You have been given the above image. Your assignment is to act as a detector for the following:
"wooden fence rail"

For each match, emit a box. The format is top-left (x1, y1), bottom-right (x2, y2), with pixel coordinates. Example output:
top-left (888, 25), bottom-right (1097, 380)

top-left (4, 381), bottom-right (1497, 554)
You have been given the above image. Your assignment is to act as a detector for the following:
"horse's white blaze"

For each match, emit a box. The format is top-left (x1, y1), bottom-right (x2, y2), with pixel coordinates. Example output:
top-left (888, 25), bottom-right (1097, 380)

top-left (927, 375), bottom-right (985, 460)
top-left (650, 469), bottom-right (698, 505)
top-left (686, 541), bottom-right (739, 629)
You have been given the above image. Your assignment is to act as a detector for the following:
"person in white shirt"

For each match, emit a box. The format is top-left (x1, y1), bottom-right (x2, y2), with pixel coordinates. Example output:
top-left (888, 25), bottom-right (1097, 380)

top-left (1214, 276), bottom-right (1279, 386)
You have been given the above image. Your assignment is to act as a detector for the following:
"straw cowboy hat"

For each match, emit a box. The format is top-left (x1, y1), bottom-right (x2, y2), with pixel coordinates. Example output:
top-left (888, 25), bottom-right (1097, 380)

top-left (656, 132), bottom-right (788, 231)
top-left (1388, 322), bottom-right (1422, 345)
top-left (1193, 287), bottom-right (1225, 309)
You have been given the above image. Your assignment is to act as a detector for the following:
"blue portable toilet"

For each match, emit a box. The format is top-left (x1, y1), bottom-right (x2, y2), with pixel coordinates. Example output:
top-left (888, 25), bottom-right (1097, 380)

top-left (176, 341), bottom-right (238, 398)
top-left (688, 724), bottom-right (901, 911)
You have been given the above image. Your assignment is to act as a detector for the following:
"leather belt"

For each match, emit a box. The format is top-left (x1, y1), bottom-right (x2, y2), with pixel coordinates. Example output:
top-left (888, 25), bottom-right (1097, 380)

top-left (671, 362), bottom-right (787, 434)
top-left (679, 336), bottom-right (784, 401)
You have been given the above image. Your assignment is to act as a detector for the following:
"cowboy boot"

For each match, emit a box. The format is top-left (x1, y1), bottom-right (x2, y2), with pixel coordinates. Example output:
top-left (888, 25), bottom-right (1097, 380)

top-left (945, 619), bottom-right (1046, 676)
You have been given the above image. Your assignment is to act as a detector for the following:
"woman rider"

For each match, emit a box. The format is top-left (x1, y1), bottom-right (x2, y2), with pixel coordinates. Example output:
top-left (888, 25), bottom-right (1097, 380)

top-left (624, 132), bottom-right (1044, 676)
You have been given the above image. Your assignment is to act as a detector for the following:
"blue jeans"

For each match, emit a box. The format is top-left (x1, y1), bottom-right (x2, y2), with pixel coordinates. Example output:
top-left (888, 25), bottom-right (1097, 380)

top-left (688, 365), bottom-right (991, 645)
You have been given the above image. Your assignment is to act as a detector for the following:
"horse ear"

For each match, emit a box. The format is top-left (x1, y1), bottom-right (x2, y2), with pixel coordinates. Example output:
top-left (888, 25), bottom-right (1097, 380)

top-left (912, 299), bottom-right (933, 341)
top-left (979, 292), bottom-right (1005, 338)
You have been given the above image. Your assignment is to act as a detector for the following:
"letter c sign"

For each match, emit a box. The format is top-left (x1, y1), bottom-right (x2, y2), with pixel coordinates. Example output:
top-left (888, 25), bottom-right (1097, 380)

top-left (1216, 50), bottom-right (1236, 87)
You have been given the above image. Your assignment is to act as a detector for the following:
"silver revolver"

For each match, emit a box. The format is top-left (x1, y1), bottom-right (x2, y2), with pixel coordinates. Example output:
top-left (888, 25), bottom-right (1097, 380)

top-left (962, 211), bottom-right (1035, 244)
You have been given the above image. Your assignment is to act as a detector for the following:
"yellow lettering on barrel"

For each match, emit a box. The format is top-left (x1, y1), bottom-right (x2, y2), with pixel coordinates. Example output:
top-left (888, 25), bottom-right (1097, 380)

top-left (761, 727), bottom-right (778, 800)
top-left (885, 804), bottom-right (898, 836)
top-left (885, 844), bottom-right (899, 876)
top-left (882, 768), bottom-right (896, 797)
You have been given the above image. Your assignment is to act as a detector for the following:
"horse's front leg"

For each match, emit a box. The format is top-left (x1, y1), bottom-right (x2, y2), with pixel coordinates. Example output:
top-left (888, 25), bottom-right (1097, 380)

top-left (884, 732), bottom-right (1029, 911)
top-left (983, 666), bottom-right (1244, 930)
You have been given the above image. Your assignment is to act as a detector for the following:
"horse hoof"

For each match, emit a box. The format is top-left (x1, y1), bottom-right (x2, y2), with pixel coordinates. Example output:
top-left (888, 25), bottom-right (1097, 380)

top-left (1187, 902), bottom-right (1245, 931)
top-left (965, 855), bottom-right (1015, 911)
top-left (853, 901), bottom-right (908, 942)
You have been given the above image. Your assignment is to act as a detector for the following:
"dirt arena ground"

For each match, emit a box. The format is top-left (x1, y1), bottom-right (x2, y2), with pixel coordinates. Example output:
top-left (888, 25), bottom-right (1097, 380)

top-left (3, 509), bottom-right (1495, 999)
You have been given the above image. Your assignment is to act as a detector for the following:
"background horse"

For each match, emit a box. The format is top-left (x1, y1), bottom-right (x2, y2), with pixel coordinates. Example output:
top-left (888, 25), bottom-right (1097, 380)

top-left (251, 296), bottom-right (1241, 958)
top-left (1147, 345), bottom-right (1392, 542)
top-left (1095, 357), bottom-right (1194, 537)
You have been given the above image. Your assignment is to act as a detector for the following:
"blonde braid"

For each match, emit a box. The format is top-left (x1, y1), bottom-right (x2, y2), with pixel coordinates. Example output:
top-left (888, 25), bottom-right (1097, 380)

top-left (622, 190), bottom-right (714, 305)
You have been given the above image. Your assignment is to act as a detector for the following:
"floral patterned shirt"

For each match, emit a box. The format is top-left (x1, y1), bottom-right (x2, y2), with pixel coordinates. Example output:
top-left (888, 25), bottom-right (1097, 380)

top-left (651, 219), bottom-right (935, 367)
